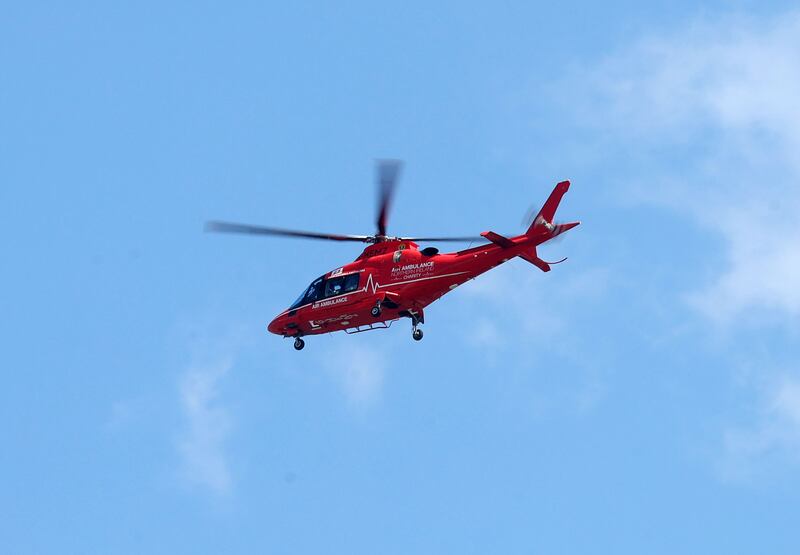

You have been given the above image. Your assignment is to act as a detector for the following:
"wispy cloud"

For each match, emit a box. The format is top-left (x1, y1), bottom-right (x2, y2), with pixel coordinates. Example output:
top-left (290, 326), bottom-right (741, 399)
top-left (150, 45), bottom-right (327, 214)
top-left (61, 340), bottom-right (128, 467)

top-left (456, 262), bottom-right (609, 340)
top-left (452, 262), bottom-right (612, 410)
top-left (575, 11), bottom-right (800, 325)
top-left (569, 10), bottom-right (800, 479)
top-left (472, 318), bottom-right (503, 348)
top-left (323, 344), bottom-right (386, 409)
top-left (105, 398), bottom-right (141, 432)
top-left (177, 358), bottom-right (234, 495)
top-left (721, 376), bottom-right (800, 482)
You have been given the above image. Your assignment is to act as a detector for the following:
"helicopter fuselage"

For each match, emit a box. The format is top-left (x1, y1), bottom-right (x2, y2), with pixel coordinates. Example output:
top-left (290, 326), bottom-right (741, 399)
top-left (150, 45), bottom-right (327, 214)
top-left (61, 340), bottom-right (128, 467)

top-left (267, 228), bottom-right (561, 339)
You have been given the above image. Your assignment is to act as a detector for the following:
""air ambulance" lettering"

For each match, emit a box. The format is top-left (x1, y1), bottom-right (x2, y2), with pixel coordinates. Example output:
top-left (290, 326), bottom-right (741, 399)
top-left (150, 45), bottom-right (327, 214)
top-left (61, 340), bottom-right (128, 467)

top-left (391, 261), bottom-right (434, 274)
top-left (312, 296), bottom-right (349, 309)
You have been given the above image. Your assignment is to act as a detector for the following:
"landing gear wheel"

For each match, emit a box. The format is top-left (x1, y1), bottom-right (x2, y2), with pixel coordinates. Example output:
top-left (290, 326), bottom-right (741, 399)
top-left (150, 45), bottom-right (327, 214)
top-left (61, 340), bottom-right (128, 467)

top-left (293, 337), bottom-right (305, 351)
top-left (371, 305), bottom-right (382, 318)
top-left (412, 328), bottom-right (423, 341)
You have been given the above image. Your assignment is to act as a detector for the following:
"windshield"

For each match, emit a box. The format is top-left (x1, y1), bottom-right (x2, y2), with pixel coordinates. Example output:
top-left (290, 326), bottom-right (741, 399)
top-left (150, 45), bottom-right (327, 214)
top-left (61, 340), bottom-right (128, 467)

top-left (289, 273), bottom-right (361, 309)
top-left (290, 276), bottom-right (323, 309)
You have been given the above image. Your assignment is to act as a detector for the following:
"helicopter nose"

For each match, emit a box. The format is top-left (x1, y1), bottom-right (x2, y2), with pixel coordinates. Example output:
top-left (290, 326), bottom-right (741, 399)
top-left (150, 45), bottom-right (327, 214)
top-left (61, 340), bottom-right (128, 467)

top-left (267, 315), bottom-right (284, 335)
top-left (268, 313), bottom-right (299, 335)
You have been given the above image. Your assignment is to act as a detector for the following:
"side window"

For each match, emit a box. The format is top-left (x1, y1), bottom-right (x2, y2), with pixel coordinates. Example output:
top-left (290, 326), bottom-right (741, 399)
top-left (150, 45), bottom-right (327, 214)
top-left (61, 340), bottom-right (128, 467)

top-left (323, 273), bottom-right (360, 298)
top-left (324, 276), bottom-right (345, 298)
top-left (343, 273), bottom-right (360, 293)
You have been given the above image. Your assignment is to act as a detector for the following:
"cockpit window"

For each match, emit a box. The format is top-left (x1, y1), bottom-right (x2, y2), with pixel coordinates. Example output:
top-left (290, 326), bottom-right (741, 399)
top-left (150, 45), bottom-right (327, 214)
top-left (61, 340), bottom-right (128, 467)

top-left (323, 273), bottom-right (360, 298)
top-left (290, 273), bottom-right (360, 308)
top-left (290, 277), bottom-right (323, 309)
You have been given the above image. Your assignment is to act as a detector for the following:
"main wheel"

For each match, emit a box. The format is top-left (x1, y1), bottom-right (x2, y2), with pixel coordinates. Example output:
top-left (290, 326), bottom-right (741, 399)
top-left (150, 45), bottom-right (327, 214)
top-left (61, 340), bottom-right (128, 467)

top-left (293, 337), bottom-right (305, 351)
top-left (412, 328), bottom-right (423, 341)
top-left (371, 306), bottom-right (382, 318)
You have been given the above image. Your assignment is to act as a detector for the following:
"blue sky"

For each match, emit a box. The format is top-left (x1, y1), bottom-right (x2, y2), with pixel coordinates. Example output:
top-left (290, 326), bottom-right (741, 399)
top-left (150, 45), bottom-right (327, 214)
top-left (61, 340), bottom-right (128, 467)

top-left (3, 1), bottom-right (800, 553)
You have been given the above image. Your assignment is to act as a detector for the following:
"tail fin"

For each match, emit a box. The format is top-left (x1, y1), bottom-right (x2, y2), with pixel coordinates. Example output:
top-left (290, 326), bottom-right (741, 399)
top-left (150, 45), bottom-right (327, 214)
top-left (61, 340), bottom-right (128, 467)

top-left (526, 180), bottom-right (580, 243)
top-left (527, 180), bottom-right (571, 235)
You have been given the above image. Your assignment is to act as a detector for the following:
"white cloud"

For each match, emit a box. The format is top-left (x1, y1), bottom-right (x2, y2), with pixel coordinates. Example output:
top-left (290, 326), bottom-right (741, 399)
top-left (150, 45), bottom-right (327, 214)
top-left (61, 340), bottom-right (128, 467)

top-left (449, 261), bottom-right (611, 411)
top-left (105, 398), bottom-right (140, 431)
top-left (721, 376), bottom-right (800, 481)
top-left (572, 10), bottom-right (800, 479)
top-left (455, 261), bottom-right (608, 339)
top-left (324, 344), bottom-right (385, 408)
top-left (688, 211), bottom-right (800, 323)
top-left (579, 11), bottom-right (800, 325)
top-left (472, 318), bottom-right (503, 348)
top-left (177, 358), bottom-right (234, 495)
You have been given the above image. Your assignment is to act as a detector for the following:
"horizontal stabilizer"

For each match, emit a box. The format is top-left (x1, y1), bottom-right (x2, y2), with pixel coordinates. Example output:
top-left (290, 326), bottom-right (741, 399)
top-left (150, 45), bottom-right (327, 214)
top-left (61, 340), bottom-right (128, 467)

top-left (481, 231), bottom-right (515, 248)
top-left (519, 250), bottom-right (551, 272)
top-left (518, 247), bottom-right (568, 272)
top-left (550, 220), bottom-right (581, 239)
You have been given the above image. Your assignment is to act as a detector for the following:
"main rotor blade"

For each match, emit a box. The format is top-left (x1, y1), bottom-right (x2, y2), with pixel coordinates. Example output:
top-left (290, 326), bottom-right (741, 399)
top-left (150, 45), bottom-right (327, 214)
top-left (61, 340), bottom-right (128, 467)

top-left (205, 221), bottom-right (371, 242)
top-left (376, 159), bottom-right (402, 237)
top-left (401, 235), bottom-right (484, 243)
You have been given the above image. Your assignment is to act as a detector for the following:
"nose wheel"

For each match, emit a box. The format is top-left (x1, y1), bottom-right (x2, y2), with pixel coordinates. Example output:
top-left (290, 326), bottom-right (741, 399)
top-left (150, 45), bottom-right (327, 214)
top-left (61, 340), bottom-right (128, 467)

top-left (412, 328), bottom-right (423, 341)
top-left (293, 337), bottom-right (305, 351)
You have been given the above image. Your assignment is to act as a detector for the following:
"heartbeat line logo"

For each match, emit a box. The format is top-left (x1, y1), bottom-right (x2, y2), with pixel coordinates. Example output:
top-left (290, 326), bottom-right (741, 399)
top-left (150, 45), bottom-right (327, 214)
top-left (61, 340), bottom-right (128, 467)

top-left (361, 270), bottom-right (471, 295)
top-left (362, 273), bottom-right (382, 294)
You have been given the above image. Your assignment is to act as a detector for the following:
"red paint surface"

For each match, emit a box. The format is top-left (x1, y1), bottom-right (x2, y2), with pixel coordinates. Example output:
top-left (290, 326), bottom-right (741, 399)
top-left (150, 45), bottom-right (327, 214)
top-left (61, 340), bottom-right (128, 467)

top-left (268, 181), bottom-right (579, 338)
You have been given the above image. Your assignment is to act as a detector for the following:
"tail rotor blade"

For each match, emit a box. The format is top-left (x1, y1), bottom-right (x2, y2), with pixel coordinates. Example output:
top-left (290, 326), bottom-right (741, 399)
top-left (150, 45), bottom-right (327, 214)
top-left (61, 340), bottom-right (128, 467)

top-left (521, 203), bottom-right (538, 230)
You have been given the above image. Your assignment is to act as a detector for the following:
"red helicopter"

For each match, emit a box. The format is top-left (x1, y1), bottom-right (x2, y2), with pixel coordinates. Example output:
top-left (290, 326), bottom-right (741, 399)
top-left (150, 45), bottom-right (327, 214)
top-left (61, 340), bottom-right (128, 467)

top-left (207, 161), bottom-right (579, 350)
